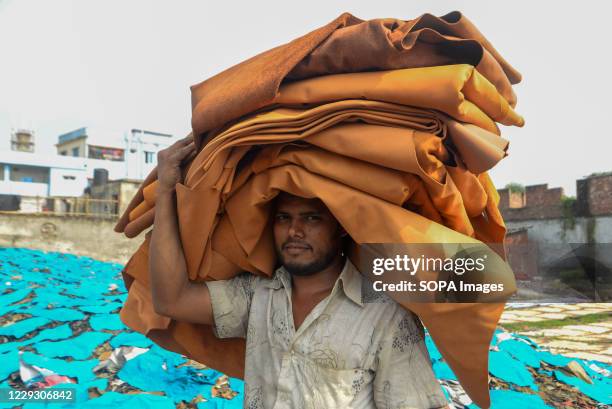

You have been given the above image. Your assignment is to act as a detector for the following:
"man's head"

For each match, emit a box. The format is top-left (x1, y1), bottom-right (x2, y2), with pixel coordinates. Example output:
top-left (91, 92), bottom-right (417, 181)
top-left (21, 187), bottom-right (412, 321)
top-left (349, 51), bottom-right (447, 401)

top-left (273, 192), bottom-right (346, 276)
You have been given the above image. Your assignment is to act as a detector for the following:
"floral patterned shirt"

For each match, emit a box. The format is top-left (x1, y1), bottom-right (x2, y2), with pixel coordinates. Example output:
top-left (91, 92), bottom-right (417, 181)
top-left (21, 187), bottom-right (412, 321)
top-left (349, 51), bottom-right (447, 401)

top-left (206, 259), bottom-right (447, 409)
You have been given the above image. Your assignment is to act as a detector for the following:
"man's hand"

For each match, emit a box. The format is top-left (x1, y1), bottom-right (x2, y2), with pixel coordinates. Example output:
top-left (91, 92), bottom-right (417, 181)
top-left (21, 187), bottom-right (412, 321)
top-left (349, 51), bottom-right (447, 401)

top-left (156, 136), bottom-right (197, 192)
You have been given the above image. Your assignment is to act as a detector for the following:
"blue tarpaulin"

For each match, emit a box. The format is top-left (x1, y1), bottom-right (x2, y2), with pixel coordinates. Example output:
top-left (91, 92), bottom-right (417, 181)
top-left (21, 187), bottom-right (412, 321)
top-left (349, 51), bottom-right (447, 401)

top-left (110, 332), bottom-right (153, 349)
top-left (489, 351), bottom-right (538, 390)
top-left (35, 332), bottom-right (113, 360)
top-left (554, 370), bottom-right (612, 404)
top-left (21, 352), bottom-right (99, 383)
top-left (118, 346), bottom-right (220, 403)
top-left (490, 390), bottom-right (552, 409)
top-left (89, 314), bottom-right (126, 331)
top-left (0, 317), bottom-right (51, 338)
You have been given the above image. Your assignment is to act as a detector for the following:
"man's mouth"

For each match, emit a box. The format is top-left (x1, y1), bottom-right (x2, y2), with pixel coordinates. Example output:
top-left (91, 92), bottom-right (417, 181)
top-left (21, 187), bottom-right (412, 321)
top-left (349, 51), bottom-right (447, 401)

top-left (283, 242), bottom-right (312, 253)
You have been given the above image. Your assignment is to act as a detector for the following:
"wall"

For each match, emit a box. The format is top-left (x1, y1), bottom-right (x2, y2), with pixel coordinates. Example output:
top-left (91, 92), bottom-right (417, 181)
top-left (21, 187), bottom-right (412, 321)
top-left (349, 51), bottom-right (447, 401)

top-left (576, 174), bottom-right (612, 216)
top-left (49, 167), bottom-right (88, 197)
top-left (505, 216), bottom-right (612, 272)
top-left (0, 212), bottom-right (146, 264)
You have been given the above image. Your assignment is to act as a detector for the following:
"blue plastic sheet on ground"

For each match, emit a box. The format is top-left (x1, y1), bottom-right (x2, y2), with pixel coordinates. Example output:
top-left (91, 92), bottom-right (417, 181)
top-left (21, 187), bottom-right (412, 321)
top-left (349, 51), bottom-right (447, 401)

top-left (35, 332), bottom-right (112, 360)
top-left (425, 335), bottom-right (442, 361)
top-left (110, 331), bottom-right (153, 349)
top-left (33, 289), bottom-right (91, 308)
top-left (79, 392), bottom-right (175, 409)
top-left (21, 351), bottom-right (99, 383)
top-left (490, 389), bottom-right (553, 409)
top-left (89, 314), bottom-right (126, 331)
top-left (0, 325), bottom-right (72, 355)
top-left (0, 288), bottom-right (32, 307)
top-left (0, 317), bottom-right (51, 338)
top-left (27, 324), bottom-right (73, 343)
top-left (80, 302), bottom-right (122, 314)
top-left (489, 351), bottom-right (538, 390)
top-left (0, 350), bottom-right (19, 381)
top-left (0, 303), bottom-right (26, 316)
top-left (499, 339), bottom-right (541, 368)
top-left (0, 340), bottom-right (21, 355)
top-left (554, 370), bottom-right (612, 404)
top-left (31, 307), bottom-right (86, 322)
top-left (432, 360), bottom-right (457, 381)
top-left (118, 347), bottom-right (219, 403)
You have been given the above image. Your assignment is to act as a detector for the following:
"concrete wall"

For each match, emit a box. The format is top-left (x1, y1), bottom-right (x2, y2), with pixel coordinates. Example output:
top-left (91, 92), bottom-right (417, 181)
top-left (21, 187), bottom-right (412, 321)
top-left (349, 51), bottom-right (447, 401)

top-left (506, 216), bottom-right (612, 272)
top-left (0, 212), bottom-right (146, 264)
top-left (505, 216), bottom-right (612, 244)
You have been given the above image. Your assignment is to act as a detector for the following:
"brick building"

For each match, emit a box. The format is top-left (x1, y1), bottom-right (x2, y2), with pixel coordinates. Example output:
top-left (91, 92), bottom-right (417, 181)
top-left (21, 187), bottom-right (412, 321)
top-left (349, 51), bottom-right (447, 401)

top-left (498, 173), bottom-right (612, 222)
top-left (498, 173), bottom-right (612, 281)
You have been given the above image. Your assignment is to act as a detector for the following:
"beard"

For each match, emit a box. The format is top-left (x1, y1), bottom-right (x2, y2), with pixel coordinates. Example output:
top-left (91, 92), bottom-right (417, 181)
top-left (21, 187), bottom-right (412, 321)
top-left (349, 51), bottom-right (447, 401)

top-left (277, 243), bottom-right (340, 276)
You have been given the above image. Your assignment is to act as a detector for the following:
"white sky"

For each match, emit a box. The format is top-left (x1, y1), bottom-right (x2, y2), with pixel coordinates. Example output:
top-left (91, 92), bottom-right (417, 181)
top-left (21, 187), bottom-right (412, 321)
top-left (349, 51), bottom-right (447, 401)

top-left (1, 0), bottom-right (610, 196)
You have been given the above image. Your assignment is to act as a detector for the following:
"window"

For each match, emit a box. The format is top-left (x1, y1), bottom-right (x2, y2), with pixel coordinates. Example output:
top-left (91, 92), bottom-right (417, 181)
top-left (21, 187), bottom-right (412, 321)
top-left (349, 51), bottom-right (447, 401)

top-left (144, 151), bottom-right (155, 164)
top-left (9, 165), bottom-right (49, 183)
top-left (72, 147), bottom-right (79, 157)
top-left (60, 150), bottom-right (67, 156)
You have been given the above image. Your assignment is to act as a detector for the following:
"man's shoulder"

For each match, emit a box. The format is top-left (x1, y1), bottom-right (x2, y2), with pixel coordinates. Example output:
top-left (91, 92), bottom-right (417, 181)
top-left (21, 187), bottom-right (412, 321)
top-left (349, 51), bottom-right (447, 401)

top-left (232, 271), bottom-right (280, 290)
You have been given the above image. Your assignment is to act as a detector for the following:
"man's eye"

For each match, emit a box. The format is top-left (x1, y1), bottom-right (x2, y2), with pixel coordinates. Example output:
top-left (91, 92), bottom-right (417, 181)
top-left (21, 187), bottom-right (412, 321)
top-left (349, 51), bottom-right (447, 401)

top-left (306, 215), bottom-right (321, 221)
top-left (275, 215), bottom-right (289, 221)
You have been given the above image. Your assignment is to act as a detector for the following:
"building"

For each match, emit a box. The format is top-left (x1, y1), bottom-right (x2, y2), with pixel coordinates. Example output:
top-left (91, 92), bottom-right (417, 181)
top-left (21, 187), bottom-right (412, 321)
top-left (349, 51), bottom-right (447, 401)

top-left (1, 126), bottom-right (175, 213)
top-left (498, 174), bottom-right (612, 283)
top-left (56, 127), bottom-right (173, 181)
top-left (0, 150), bottom-right (88, 211)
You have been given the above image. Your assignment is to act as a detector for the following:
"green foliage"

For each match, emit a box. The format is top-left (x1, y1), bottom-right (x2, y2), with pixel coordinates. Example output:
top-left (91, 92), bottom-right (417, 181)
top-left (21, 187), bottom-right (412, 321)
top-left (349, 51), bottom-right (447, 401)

top-left (586, 171), bottom-right (612, 178)
top-left (560, 196), bottom-right (576, 233)
top-left (505, 182), bottom-right (525, 193)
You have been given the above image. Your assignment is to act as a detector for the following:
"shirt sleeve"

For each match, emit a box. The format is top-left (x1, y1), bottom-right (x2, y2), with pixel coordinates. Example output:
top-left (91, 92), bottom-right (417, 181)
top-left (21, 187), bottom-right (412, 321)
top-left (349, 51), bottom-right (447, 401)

top-left (372, 308), bottom-right (448, 409)
top-left (205, 272), bottom-right (258, 339)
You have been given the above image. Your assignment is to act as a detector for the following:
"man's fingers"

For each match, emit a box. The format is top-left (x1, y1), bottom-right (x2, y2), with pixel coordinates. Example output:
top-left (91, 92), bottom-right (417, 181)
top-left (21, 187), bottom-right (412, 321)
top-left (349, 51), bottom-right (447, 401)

top-left (181, 149), bottom-right (198, 164)
top-left (174, 136), bottom-right (193, 146)
top-left (170, 141), bottom-right (196, 161)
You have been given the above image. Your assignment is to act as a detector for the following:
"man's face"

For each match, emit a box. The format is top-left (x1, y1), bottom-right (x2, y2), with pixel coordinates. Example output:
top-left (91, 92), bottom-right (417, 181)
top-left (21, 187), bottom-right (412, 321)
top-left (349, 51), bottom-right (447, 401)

top-left (273, 193), bottom-right (344, 276)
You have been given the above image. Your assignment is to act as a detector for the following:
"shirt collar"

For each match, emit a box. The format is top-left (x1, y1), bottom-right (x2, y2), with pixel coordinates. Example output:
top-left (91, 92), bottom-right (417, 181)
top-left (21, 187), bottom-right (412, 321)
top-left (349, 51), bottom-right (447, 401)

top-left (264, 258), bottom-right (364, 308)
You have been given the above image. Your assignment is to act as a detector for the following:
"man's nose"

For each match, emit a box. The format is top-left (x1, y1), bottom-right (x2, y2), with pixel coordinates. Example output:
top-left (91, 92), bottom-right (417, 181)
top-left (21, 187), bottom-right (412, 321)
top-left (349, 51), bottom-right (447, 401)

top-left (288, 220), bottom-right (305, 238)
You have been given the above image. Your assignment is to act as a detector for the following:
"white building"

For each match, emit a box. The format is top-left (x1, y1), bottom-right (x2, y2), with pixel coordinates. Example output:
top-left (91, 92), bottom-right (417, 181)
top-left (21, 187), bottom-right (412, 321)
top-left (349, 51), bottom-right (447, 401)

top-left (56, 127), bottom-right (174, 181)
top-left (0, 127), bottom-right (175, 211)
top-left (0, 150), bottom-right (88, 198)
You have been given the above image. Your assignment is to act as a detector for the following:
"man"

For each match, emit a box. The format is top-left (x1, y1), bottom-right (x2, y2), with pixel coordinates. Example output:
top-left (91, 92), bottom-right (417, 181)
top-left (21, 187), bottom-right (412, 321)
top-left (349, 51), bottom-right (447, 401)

top-left (149, 137), bottom-right (448, 408)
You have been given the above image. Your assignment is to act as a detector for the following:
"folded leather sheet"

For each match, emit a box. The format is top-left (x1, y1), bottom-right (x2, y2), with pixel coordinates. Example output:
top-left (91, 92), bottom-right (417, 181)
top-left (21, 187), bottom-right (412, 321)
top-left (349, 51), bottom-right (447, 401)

top-left (190, 11), bottom-right (521, 140)
top-left (116, 12), bottom-right (523, 408)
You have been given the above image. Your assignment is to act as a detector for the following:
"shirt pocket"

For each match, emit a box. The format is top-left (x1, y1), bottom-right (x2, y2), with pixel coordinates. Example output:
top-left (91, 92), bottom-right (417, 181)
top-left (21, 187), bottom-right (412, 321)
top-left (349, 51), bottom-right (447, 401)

top-left (300, 361), bottom-right (373, 408)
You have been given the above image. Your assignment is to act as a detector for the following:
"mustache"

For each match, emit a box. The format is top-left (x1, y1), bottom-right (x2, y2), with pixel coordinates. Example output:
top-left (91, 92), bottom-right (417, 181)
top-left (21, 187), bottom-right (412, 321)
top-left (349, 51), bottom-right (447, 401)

top-left (282, 240), bottom-right (312, 250)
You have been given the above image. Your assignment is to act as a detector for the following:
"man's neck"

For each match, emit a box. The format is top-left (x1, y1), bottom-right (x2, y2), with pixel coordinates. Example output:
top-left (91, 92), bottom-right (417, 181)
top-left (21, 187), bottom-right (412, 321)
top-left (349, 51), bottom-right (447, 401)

top-left (290, 256), bottom-right (346, 297)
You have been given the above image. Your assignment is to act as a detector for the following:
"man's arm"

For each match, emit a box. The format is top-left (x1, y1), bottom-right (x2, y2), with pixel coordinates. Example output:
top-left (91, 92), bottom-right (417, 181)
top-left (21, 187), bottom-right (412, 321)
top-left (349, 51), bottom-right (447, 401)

top-left (147, 136), bottom-right (213, 324)
top-left (149, 185), bottom-right (214, 325)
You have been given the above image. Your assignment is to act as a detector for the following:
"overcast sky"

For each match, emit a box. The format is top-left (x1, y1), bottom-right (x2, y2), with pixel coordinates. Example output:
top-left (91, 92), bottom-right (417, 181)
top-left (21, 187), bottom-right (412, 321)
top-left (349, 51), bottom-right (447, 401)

top-left (1, 1), bottom-right (610, 195)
